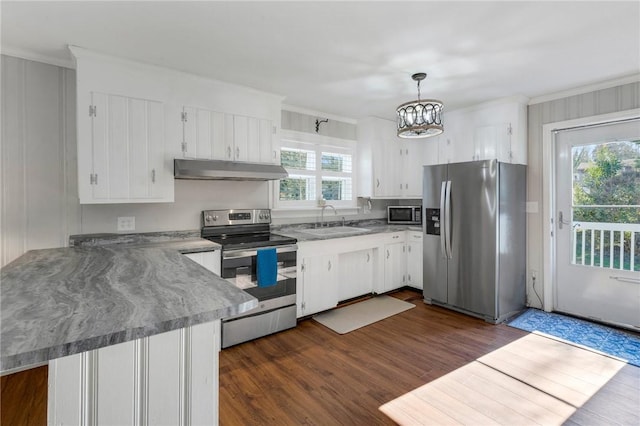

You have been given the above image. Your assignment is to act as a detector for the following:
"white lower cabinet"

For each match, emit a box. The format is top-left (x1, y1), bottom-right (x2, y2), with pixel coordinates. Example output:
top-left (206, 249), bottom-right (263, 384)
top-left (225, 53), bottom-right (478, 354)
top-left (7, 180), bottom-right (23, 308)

top-left (296, 231), bottom-right (424, 317)
top-left (406, 231), bottom-right (423, 289)
top-left (298, 252), bottom-right (339, 317)
top-left (184, 250), bottom-right (221, 275)
top-left (338, 249), bottom-right (374, 301)
top-left (383, 241), bottom-right (407, 292)
top-left (48, 320), bottom-right (221, 426)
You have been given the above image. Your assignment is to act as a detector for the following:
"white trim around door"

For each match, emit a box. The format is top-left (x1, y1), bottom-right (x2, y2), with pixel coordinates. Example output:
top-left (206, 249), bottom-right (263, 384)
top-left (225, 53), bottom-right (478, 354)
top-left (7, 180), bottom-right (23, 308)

top-left (541, 108), bottom-right (640, 312)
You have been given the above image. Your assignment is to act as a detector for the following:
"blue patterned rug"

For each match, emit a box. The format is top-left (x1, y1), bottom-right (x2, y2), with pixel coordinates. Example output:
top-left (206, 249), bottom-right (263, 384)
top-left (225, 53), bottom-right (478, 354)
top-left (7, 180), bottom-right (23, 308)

top-left (508, 308), bottom-right (640, 367)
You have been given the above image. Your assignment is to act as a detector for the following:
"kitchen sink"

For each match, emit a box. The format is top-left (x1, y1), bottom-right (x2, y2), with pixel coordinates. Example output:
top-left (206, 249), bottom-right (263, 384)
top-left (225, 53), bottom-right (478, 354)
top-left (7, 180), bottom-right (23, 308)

top-left (300, 226), bottom-right (370, 236)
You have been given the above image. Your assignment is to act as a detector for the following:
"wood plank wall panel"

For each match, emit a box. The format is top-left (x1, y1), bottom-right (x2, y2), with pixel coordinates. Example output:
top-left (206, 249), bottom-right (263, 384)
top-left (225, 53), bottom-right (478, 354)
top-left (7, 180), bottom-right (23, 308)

top-left (1, 56), bottom-right (27, 266)
top-left (0, 55), bottom-right (79, 267)
top-left (525, 81), bottom-right (640, 308)
top-left (281, 109), bottom-right (357, 140)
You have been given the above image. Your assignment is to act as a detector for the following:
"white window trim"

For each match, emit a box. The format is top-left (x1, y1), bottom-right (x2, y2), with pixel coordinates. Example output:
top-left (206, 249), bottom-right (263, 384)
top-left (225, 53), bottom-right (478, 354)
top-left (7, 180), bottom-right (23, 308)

top-left (274, 130), bottom-right (358, 211)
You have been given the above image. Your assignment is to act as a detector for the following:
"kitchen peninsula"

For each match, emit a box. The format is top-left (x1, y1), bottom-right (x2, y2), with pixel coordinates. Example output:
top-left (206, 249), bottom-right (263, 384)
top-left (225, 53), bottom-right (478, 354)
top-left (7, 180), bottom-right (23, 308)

top-left (1, 235), bottom-right (256, 424)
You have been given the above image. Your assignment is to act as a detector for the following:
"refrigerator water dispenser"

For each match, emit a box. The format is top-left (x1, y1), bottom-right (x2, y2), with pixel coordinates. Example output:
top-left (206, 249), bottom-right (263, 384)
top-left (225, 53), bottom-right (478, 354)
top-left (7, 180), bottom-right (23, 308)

top-left (425, 208), bottom-right (441, 235)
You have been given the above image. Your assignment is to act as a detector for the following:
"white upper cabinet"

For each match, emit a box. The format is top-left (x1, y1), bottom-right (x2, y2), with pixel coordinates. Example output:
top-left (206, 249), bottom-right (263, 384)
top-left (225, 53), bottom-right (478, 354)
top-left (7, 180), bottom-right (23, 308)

top-left (70, 46), bottom-right (283, 204)
top-left (357, 117), bottom-right (428, 198)
top-left (181, 107), bottom-right (278, 164)
top-left (437, 96), bottom-right (528, 165)
top-left (182, 107), bottom-right (225, 160)
top-left (84, 92), bottom-right (166, 203)
top-left (400, 139), bottom-right (427, 198)
top-left (72, 47), bottom-right (174, 204)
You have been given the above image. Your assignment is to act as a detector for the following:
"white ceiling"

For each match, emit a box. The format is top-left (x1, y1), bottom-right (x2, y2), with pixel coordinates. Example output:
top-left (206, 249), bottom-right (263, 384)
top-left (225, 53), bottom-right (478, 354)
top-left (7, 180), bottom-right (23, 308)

top-left (2, 1), bottom-right (639, 120)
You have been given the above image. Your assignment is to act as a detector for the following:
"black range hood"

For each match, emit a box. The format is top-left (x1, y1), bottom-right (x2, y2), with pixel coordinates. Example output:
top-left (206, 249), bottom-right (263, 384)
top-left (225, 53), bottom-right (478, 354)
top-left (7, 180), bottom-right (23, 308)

top-left (174, 158), bottom-right (288, 181)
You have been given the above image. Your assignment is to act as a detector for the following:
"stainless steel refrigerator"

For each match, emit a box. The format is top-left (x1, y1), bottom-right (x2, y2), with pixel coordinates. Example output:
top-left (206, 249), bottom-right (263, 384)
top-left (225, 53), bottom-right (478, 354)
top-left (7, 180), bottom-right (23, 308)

top-left (422, 159), bottom-right (526, 323)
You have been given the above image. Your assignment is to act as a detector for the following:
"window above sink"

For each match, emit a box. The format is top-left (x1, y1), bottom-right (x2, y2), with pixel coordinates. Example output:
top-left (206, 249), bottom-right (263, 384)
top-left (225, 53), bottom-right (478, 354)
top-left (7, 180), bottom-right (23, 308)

top-left (274, 130), bottom-right (357, 210)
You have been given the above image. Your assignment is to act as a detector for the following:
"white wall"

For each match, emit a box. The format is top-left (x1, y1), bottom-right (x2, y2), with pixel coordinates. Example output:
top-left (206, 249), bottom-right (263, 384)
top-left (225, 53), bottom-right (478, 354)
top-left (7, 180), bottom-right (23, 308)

top-left (80, 180), bottom-right (269, 233)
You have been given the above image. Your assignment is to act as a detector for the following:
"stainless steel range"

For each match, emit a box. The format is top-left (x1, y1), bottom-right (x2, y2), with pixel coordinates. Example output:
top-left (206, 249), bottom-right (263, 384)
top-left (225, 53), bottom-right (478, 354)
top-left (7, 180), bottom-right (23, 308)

top-left (201, 209), bottom-right (297, 348)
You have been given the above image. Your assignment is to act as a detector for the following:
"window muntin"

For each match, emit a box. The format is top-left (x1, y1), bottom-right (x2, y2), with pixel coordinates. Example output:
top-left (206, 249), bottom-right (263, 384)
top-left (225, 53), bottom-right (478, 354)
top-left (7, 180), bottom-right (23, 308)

top-left (277, 135), bottom-right (355, 209)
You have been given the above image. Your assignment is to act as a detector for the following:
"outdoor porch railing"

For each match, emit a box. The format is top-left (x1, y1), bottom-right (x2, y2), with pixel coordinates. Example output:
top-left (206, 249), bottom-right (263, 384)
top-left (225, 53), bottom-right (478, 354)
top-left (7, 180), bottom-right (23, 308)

top-left (573, 221), bottom-right (640, 271)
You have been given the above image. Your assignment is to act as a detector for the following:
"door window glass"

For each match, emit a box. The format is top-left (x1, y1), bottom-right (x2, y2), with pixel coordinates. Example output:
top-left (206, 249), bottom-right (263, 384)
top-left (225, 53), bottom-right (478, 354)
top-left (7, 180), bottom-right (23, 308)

top-left (571, 140), bottom-right (640, 270)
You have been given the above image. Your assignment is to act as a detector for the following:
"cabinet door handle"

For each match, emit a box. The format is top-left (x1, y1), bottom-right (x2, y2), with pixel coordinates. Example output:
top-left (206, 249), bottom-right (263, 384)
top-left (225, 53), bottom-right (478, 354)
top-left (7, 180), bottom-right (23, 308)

top-left (376, 178), bottom-right (380, 188)
top-left (151, 169), bottom-right (156, 183)
top-left (366, 253), bottom-right (370, 262)
top-left (327, 260), bottom-right (332, 271)
top-left (386, 250), bottom-right (390, 259)
top-left (393, 235), bottom-right (399, 239)
top-left (408, 245), bottom-right (411, 253)
top-left (227, 146), bottom-right (232, 159)
top-left (408, 274), bottom-right (411, 281)
top-left (273, 150), bottom-right (277, 159)
top-left (236, 146), bottom-right (240, 159)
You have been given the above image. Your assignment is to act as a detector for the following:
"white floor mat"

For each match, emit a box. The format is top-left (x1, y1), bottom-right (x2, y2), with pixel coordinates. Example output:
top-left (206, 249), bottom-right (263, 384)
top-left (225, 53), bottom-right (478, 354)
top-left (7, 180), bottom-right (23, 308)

top-left (313, 295), bottom-right (415, 334)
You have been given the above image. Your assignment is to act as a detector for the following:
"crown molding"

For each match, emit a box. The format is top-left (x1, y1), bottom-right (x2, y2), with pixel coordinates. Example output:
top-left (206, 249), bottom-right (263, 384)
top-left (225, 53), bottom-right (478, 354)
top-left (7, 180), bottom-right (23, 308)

top-left (0, 46), bottom-right (75, 69)
top-left (529, 74), bottom-right (640, 105)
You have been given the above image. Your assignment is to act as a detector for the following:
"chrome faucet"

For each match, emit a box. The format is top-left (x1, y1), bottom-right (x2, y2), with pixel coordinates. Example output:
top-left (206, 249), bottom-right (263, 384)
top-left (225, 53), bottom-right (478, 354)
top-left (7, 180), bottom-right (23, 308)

top-left (320, 204), bottom-right (337, 227)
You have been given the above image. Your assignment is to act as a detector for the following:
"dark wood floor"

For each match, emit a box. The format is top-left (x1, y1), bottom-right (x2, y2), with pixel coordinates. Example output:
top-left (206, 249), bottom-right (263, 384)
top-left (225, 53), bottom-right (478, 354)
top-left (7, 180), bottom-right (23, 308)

top-left (218, 289), bottom-right (529, 425)
top-left (1, 365), bottom-right (47, 426)
top-left (3, 288), bottom-right (637, 425)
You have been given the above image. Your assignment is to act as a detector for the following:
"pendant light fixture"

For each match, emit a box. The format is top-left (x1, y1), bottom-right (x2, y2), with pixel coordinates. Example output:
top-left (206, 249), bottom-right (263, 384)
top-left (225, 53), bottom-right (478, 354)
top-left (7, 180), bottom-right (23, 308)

top-left (396, 72), bottom-right (443, 138)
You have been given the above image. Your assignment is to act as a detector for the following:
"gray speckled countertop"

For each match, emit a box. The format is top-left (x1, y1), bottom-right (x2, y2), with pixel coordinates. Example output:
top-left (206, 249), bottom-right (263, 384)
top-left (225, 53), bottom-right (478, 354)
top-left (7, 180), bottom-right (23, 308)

top-left (0, 236), bottom-right (256, 374)
top-left (273, 220), bottom-right (422, 242)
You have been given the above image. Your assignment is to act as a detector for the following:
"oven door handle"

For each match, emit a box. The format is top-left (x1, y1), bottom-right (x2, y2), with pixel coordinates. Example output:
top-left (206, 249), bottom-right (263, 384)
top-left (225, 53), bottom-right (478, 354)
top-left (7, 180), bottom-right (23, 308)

top-left (223, 244), bottom-right (298, 259)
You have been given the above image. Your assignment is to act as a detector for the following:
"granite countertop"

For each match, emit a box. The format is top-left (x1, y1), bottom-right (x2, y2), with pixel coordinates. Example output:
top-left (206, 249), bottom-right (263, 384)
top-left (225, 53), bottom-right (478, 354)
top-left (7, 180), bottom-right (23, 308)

top-left (0, 236), bottom-right (256, 374)
top-left (273, 220), bottom-right (423, 242)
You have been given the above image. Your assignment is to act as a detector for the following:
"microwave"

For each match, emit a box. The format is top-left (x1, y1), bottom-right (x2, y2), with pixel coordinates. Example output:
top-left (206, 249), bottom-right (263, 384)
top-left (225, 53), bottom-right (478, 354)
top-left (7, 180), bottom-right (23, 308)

top-left (388, 205), bottom-right (422, 225)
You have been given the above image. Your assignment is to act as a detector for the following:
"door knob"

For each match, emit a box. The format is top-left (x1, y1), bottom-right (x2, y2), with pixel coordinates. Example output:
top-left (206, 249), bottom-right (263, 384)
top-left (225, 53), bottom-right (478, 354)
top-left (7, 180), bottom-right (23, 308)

top-left (558, 211), bottom-right (571, 229)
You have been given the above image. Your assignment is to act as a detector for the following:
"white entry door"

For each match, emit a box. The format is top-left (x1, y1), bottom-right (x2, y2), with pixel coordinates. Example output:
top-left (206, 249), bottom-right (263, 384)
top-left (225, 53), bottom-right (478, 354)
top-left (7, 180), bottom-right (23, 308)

top-left (555, 118), bottom-right (640, 329)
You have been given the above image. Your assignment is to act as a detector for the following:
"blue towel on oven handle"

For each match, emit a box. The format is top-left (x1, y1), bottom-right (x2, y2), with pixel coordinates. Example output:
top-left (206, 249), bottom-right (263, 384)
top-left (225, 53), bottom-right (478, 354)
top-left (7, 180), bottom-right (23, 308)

top-left (256, 247), bottom-right (278, 287)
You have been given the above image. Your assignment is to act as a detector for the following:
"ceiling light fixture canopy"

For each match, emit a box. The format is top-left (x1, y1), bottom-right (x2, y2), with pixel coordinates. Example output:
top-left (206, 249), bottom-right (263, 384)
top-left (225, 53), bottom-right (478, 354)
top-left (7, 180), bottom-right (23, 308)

top-left (396, 72), bottom-right (443, 138)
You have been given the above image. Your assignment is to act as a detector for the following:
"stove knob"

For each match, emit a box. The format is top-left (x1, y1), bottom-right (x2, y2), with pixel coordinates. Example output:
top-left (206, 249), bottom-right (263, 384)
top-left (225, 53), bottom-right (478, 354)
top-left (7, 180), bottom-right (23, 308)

top-left (213, 215), bottom-right (219, 221)
top-left (205, 215), bottom-right (213, 223)
top-left (259, 213), bottom-right (264, 219)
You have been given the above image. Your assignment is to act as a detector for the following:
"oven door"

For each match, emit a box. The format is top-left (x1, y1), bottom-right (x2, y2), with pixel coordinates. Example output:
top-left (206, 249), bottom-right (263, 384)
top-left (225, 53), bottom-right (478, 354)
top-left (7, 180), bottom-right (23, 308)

top-left (221, 245), bottom-right (297, 305)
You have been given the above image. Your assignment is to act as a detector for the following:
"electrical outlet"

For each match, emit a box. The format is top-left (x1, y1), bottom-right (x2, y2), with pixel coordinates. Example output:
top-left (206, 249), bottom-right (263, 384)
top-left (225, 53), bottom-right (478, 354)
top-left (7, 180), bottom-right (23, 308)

top-left (117, 216), bottom-right (135, 232)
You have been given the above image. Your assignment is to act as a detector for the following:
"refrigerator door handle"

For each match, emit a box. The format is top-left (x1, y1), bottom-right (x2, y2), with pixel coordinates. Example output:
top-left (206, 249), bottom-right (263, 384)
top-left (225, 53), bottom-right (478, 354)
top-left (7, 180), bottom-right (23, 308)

top-left (445, 180), bottom-right (453, 259)
top-left (440, 181), bottom-right (448, 258)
